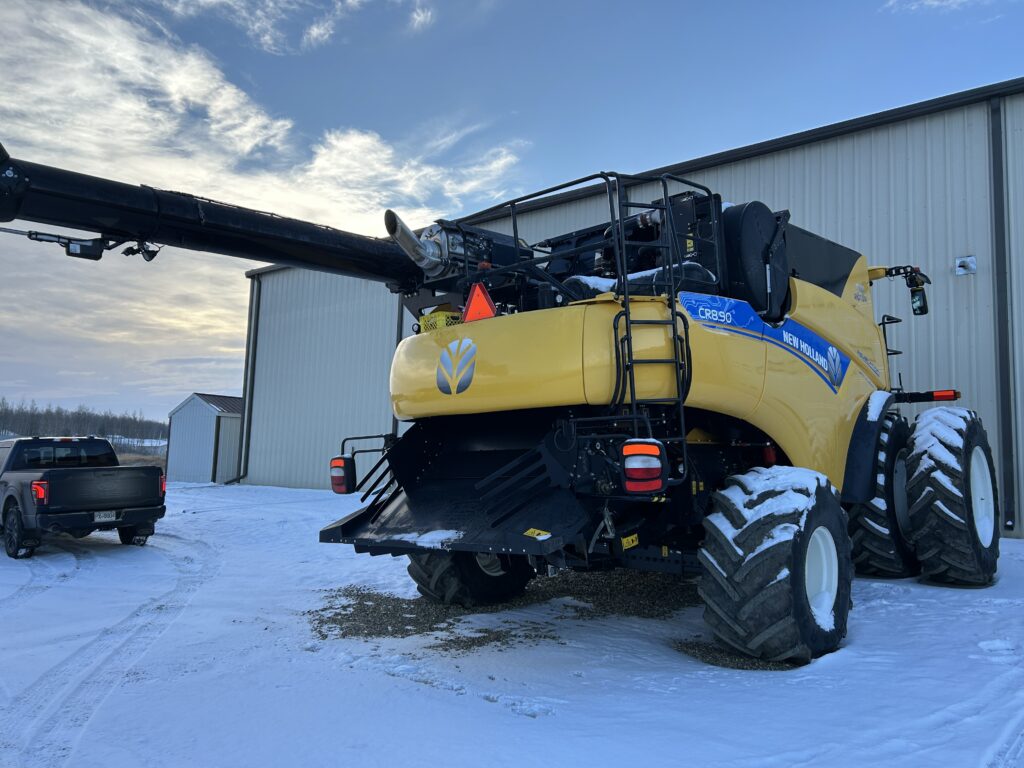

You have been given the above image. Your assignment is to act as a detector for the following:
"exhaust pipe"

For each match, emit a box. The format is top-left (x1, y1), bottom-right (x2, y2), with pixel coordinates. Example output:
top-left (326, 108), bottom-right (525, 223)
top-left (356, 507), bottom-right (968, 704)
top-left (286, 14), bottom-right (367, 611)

top-left (384, 209), bottom-right (448, 278)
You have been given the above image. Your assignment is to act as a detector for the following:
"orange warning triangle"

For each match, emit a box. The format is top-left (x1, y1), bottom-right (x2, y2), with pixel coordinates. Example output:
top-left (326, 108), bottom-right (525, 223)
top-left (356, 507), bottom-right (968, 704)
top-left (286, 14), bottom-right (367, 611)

top-left (462, 282), bottom-right (497, 323)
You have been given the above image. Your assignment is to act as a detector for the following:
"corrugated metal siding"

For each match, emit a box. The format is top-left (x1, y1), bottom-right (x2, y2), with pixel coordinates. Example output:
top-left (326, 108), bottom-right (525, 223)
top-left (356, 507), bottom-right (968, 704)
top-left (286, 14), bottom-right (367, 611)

top-left (244, 269), bottom-right (398, 489)
top-left (1004, 93), bottom-right (1024, 524)
top-left (476, 104), bottom-right (1007, 506)
top-left (215, 415), bottom-right (241, 484)
top-left (166, 396), bottom-right (216, 483)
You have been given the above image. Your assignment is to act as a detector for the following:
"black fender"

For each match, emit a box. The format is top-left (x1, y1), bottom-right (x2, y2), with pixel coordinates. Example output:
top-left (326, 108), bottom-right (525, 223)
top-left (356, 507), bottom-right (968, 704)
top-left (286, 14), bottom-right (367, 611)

top-left (840, 392), bottom-right (895, 505)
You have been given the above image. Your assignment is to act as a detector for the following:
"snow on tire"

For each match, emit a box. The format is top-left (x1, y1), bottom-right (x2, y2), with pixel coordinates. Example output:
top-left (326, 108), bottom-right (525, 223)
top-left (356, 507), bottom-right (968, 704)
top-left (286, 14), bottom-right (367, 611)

top-left (906, 406), bottom-right (999, 585)
top-left (698, 466), bottom-right (854, 664)
top-left (847, 413), bottom-right (919, 577)
top-left (407, 551), bottom-right (535, 607)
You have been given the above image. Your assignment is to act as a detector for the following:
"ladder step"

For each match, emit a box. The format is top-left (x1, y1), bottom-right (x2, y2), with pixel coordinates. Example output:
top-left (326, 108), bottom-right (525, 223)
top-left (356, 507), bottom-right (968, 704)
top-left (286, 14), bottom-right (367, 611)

top-left (628, 319), bottom-right (675, 326)
top-left (627, 359), bottom-right (679, 365)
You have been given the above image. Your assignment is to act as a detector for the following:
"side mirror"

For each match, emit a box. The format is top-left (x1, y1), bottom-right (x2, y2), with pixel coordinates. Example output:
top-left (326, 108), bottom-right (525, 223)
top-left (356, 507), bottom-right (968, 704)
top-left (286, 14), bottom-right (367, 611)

top-left (329, 454), bottom-right (356, 494)
top-left (911, 285), bottom-right (929, 316)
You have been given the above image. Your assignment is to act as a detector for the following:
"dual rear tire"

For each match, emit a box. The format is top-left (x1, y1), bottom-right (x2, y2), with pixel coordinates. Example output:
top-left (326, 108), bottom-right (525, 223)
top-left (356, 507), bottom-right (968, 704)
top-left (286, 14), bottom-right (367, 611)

top-left (848, 406), bottom-right (999, 586)
top-left (905, 407), bottom-right (999, 585)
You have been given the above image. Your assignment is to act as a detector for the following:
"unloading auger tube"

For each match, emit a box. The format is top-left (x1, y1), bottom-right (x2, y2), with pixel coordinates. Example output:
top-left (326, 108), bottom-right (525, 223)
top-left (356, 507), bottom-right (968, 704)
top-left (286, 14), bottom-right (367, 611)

top-left (0, 141), bottom-right (421, 289)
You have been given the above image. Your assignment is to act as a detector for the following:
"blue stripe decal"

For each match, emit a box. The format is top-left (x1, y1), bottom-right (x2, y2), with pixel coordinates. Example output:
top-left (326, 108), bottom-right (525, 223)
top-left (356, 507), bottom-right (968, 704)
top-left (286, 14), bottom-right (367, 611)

top-left (678, 292), bottom-right (851, 393)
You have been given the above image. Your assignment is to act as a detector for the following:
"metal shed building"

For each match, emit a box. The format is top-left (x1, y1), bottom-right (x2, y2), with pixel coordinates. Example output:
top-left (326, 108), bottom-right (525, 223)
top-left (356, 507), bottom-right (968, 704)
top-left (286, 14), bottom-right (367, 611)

top-left (234, 78), bottom-right (1023, 532)
top-left (167, 393), bottom-right (243, 484)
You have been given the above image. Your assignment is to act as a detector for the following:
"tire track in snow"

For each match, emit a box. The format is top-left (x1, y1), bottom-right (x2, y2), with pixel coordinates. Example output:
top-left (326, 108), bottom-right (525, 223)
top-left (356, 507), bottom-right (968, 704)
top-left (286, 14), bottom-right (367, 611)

top-left (0, 540), bottom-right (101, 702)
top-left (0, 555), bottom-right (56, 613)
top-left (0, 534), bottom-right (220, 768)
top-left (727, 655), bottom-right (1024, 768)
top-left (988, 706), bottom-right (1024, 768)
top-left (0, 538), bottom-right (101, 614)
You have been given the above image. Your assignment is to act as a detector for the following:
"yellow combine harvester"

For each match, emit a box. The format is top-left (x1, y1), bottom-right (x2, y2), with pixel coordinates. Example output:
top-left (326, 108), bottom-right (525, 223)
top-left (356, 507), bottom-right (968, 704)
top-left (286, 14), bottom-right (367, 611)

top-left (0, 147), bottom-right (1000, 663)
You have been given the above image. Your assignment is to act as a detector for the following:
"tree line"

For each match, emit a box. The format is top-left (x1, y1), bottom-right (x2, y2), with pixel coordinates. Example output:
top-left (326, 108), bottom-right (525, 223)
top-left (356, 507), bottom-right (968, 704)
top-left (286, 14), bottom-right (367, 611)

top-left (0, 398), bottom-right (168, 451)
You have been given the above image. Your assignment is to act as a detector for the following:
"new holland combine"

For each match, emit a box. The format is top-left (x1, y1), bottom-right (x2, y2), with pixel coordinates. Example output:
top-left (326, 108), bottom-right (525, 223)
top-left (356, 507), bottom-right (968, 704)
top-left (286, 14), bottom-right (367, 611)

top-left (0, 142), bottom-right (1000, 663)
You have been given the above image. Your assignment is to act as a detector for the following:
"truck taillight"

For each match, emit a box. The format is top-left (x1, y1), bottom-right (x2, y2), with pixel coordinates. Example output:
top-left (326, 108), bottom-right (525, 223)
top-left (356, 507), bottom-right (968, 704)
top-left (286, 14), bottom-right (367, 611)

top-left (621, 440), bottom-right (668, 494)
top-left (31, 480), bottom-right (49, 505)
top-left (160, 475), bottom-right (166, 495)
top-left (330, 455), bottom-right (356, 495)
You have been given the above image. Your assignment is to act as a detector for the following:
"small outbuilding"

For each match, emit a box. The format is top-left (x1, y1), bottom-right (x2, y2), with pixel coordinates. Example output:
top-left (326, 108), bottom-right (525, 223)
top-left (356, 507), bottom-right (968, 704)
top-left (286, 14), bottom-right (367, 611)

top-left (166, 393), bottom-right (243, 484)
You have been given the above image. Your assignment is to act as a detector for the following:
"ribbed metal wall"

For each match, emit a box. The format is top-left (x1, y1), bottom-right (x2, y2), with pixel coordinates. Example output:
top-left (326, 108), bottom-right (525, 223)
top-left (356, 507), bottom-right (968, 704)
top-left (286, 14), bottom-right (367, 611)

top-left (214, 415), bottom-right (241, 484)
top-left (166, 396), bottom-right (216, 483)
top-left (477, 103), bottom-right (1013, 516)
top-left (1005, 93), bottom-right (1024, 522)
top-left (244, 268), bottom-right (398, 489)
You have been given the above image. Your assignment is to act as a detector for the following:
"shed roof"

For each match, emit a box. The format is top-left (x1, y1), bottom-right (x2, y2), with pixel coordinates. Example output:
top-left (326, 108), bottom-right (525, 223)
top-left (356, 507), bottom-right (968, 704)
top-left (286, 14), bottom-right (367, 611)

top-left (194, 393), bottom-right (244, 414)
top-left (169, 392), bottom-right (244, 419)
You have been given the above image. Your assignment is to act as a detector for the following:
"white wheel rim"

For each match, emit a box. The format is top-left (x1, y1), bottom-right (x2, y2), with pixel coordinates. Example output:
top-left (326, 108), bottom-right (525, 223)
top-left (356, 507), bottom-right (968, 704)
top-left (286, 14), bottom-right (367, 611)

top-left (970, 446), bottom-right (995, 549)
top-left (805, 526), bottom-right (839, 630)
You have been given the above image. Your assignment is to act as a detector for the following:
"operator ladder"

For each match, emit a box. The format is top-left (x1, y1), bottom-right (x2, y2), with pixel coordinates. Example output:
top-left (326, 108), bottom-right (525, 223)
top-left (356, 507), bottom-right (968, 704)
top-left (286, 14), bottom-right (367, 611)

top-left (612, 177), bottom-right (702, 444)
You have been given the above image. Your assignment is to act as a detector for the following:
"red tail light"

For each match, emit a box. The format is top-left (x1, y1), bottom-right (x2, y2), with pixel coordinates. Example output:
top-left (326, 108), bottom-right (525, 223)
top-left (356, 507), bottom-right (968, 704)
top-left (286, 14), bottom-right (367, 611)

top-left (621, 440), bottom-right (668, 494)
top-left (932, 389), bottom-right (960, 401)
top-left (330, 455), bottom-right (356, 495)
top-left (160, 475), bottom-right (167, 495)
top-left (31, 480), bottom-right (49, 505)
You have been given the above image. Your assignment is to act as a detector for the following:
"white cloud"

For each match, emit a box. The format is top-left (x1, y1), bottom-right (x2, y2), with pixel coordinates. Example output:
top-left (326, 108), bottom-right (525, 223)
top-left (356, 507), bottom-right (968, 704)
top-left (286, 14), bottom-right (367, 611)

top-left (301, 0), bottom-right (368, 49)
top-left (150, 0), bottom-right (312, 53)
top-left (0, 0), bottom-right (520, 418)
top-left (144, 0), bottom-right (436, 53)
top-left (409, 4), bottom-right (435, 32)
top-left (884, 0), bottom-right (990, 10)
top-left (302, 15), bottom-right (337, 47)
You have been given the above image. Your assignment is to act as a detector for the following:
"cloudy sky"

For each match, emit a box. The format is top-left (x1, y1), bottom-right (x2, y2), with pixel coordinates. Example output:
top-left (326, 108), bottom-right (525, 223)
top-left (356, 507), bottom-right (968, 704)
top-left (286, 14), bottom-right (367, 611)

top-left (0, 0), bottom-right (1020, 420)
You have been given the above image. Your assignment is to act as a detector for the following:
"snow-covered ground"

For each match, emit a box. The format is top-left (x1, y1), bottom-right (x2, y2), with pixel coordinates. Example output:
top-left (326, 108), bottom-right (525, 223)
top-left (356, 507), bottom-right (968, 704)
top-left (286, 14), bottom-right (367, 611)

top-left (2, 483), bottom-right (1023, 768)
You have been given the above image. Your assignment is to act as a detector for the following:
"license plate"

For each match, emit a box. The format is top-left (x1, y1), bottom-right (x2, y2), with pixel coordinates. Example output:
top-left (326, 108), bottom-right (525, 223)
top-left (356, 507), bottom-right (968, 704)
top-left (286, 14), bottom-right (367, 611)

top-left (94, 511), bottom-right (117, 523)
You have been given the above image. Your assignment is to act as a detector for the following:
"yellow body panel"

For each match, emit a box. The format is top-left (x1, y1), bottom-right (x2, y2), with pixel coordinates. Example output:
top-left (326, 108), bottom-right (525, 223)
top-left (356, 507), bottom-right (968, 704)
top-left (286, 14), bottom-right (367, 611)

top-left (581, 297), bottom-right (766, 419)
top-left (390, 255), bottom-right (889, 491)
top-left (391, 306), bottom-right (589, 419)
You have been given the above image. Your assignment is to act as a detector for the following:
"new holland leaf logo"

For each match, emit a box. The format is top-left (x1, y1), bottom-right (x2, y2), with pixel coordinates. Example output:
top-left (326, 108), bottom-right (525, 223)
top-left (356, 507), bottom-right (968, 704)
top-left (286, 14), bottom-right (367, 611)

top-left (437, 338), bottom-right (476, 395)
top-left (827, 346), bottom-right (843, 388)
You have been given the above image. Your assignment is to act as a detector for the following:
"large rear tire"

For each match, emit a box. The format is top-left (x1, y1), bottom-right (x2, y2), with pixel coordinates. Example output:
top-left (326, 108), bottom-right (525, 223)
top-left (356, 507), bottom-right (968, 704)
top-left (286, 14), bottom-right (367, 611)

top-left (907, 407), bottom-right (999, 585)
top-left (698, 466), bottom-right (854, 664)
top-left (407, 551), bottom-right (535, 607)
top-left (847, 413), bottom-right (919, 577)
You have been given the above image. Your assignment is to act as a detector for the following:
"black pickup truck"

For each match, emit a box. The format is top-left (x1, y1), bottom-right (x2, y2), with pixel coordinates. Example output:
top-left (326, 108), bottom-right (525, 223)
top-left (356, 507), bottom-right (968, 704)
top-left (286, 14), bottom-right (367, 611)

top-left (0, 437), bottom-right (166, 558)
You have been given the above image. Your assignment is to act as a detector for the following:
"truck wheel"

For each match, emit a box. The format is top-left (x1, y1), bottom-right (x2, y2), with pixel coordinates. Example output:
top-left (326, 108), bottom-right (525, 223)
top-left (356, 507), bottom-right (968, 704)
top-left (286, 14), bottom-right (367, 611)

top-left (698, 466), bottom-right (854, 664)
top-left (407, 551), bottom-right (534, 607)
top-left (906, 407), bottom-right (999, 585)
top-left (118, 527), bottom-right (148, 546)
top-left (3, 503), bottom-right (35, 559)
top-left (847, 413), bottom-right (919, 577)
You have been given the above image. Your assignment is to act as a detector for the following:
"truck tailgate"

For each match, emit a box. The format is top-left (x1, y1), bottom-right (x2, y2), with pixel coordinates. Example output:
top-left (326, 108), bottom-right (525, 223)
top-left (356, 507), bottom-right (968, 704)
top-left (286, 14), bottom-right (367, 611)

top-left (43, 467), bottom-right (163, 512)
